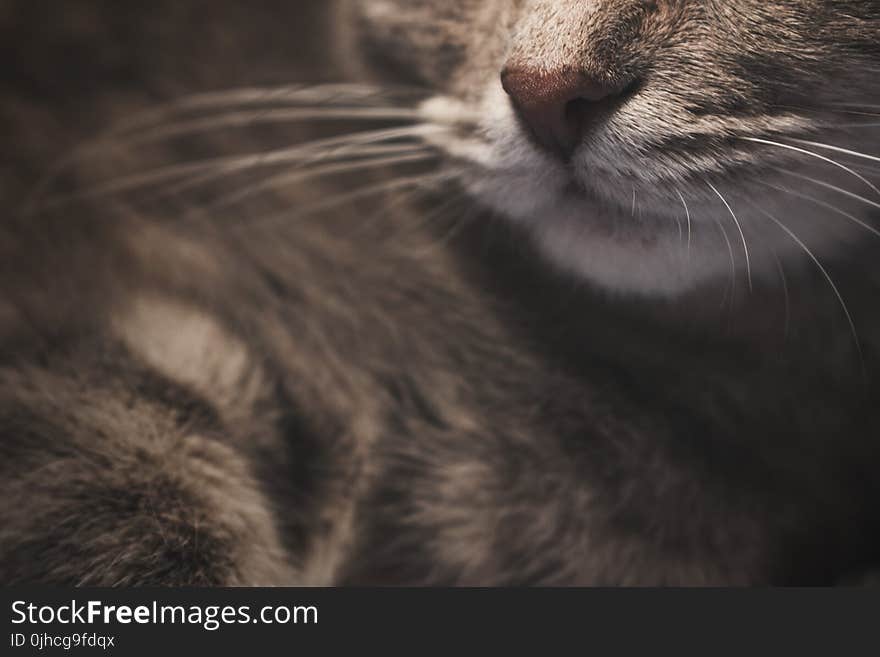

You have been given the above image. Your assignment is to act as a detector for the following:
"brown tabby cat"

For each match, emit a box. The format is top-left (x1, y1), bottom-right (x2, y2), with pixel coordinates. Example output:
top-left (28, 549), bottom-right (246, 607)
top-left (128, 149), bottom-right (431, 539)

top-left (1, 0), bottom-right (879, 585)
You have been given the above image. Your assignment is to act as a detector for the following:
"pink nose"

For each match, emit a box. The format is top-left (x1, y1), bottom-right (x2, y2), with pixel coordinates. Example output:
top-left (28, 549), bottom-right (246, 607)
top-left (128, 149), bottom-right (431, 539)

top-left (501, 66), bottom-right (623, 158)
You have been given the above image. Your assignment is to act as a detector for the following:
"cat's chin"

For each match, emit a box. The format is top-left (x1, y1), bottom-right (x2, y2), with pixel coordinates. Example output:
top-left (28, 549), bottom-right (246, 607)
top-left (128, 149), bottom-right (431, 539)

top-left (459, 166), bottom-right (874, 299)
top-left (468, 174), bottom-right (728, 297)
top-left (533, 221), bottom-right (722, 298)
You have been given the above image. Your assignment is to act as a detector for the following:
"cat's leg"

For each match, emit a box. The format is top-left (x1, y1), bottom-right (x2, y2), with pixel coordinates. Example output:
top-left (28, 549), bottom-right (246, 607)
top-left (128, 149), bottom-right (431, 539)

top-left (0, 359), bottom-right (297, 586)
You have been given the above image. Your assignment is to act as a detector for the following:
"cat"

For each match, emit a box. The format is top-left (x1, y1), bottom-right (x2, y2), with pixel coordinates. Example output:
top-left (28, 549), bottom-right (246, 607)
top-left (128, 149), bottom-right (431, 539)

top-left (1, 0), bottom-right (879, 585)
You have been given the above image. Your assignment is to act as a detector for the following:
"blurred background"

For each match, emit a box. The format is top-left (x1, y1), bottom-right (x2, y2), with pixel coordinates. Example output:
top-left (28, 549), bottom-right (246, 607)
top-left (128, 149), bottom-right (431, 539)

top-left (0, 0), bottom-right (337, 206)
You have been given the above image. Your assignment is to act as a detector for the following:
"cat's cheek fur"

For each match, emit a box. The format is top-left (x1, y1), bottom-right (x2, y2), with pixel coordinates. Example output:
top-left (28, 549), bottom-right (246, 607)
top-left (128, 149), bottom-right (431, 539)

top-left (473, 167), bottom-right (877, 298)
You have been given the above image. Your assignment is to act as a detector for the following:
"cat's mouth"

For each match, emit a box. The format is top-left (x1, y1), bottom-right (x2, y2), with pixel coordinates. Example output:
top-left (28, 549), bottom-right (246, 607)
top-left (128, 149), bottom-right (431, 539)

top-left (418, 95), bottom-right (719, 220)
top-left (415, 91), bottom-right (880, 296)
top-left (419, 122), bottom-right (682, 225)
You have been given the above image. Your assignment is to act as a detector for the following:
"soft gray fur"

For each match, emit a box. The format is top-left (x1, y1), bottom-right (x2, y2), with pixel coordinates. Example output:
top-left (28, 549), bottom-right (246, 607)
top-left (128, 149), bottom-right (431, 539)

top-left (1, 1), bottom-right (879, 585)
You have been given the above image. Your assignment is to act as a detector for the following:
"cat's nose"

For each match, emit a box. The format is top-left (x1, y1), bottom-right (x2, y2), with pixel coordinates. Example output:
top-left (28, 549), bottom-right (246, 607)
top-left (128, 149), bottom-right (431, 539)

top-left (501, 66), bottom-right (623, 158)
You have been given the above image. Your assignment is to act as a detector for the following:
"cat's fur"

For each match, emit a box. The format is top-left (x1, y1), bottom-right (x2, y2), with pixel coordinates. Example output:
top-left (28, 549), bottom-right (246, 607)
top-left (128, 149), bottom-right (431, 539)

top-left (1, 0), bottom-right (879, 585)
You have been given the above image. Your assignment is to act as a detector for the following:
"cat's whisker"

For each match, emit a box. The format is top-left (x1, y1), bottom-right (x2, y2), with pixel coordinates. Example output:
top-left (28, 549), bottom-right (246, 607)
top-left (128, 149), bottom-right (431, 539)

top-left (707, 182), bottom-right (752, 291)
top-left (353, 169), bottom-right (470, 234)
top-left (757, 178), bottom-right (880, 239)
top-left (826, 122), bottom-right (880, 129)
top-left (249, 168), bottom-right (465, 229)
top-left (156, 143), bottom-right (430, 203)
top-left (711, 211), bottom-right (737, 306)
top-left (412, 192), bottom-right (479, 257)
top-left (110, 83), bottom-right (430, 134)
top-left (397, 187), bottom-right (465, 238)
top-left (827, 102), bottom-right (880, 112)
top-left (19, 84), bottom-right (431, 215)
top-left (104, 107), bottom-right (424, 147)
top-left (207, 150), bottom-right (439, 210)
top-left (748, 202), bottom-right (864, 377)
top-left (830, 158), bottom-right (880, 177)
top-left (774, 104), bottom-right (880, 119)
top-left (675, 188), bottom-right (692, 257)
top-left (788, 138), bottom-right (880, 166)
top-left (775, 169), bottom-right (880, 212)
top-left (740, 137), bottom-right (880, 199)
top-left (31, 125), bottom-right (446, 211)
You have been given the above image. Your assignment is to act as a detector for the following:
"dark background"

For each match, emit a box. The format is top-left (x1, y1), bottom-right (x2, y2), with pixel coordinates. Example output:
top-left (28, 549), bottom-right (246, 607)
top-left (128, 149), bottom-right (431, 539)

top-left (0, 0), bottom-right (336, 206)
